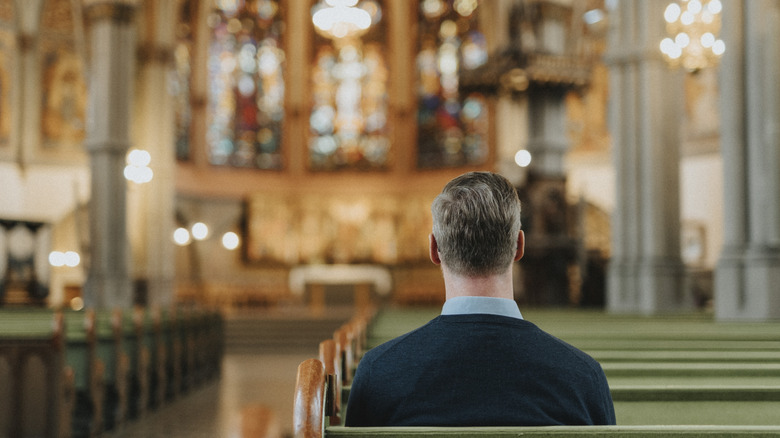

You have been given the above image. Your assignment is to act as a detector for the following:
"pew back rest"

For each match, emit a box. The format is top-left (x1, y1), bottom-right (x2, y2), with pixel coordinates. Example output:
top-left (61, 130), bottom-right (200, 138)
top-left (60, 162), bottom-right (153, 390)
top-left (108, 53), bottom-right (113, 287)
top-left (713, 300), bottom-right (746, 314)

top-left (323, 425), bottom-right (780, 437)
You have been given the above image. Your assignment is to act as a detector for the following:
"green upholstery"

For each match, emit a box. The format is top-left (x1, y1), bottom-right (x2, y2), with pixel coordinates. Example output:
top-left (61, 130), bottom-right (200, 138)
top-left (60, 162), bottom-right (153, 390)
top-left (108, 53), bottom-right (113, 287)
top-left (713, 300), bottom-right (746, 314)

top-left (350, 308), bottom-right (780, 430)
top-left (615, 401), bottom-right (780, 425)
top-left (603, 362), bottom-right (780, 377)
top-left (325, 425), bottom-right (780, 437)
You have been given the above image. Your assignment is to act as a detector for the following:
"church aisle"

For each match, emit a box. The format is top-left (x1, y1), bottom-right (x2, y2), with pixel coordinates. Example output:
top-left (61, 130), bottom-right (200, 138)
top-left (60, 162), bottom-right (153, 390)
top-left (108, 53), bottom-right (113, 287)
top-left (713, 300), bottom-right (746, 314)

top-left (107, 353), bottom-right (310, 438)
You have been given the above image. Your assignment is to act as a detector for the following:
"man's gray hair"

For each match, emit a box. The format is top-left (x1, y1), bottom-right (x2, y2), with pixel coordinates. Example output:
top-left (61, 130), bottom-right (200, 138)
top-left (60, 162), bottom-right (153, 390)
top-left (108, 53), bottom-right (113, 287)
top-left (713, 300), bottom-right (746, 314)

top-left (431, 171), bottom-right (522, 277)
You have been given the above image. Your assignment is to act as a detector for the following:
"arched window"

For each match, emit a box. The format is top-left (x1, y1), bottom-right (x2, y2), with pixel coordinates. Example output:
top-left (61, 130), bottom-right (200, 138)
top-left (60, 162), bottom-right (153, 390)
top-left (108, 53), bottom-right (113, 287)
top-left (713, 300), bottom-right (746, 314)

top-left (40, 0), bottom-right (87, 152)
top-left (308, 0), bottom-right (388, 171)
top-left (206, 0), bottom-right (284, 169)
top-left (0, 1), bottom-right (13, 150)
top-left (416, 0), bottom-right (489, 168)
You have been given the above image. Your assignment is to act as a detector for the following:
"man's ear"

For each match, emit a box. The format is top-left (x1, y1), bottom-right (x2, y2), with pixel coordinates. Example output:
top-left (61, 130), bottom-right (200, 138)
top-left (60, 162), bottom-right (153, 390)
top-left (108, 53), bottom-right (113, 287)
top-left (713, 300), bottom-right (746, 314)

top-left (514, 230), bottom-right (525, 261)
top-left (429, 233), bottom-right (442, 265)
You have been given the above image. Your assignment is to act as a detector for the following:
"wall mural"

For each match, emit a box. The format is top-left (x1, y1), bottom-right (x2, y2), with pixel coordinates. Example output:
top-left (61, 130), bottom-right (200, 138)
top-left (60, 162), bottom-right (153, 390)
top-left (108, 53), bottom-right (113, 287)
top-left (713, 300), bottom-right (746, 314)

top-left (246, 192), bottom-right (434, 266)
top-left (0, 29), bottom-right (11, 151)
top-left (40, 0), bottom-right (86, 153)
top-left (41, 47), bottom-right (86, 149)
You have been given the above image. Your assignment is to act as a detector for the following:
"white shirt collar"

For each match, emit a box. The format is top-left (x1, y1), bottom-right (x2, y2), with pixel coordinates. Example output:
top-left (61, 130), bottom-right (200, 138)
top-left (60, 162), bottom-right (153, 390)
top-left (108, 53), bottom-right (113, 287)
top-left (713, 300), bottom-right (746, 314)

top-left (441, 296), bottom-right (523, 320)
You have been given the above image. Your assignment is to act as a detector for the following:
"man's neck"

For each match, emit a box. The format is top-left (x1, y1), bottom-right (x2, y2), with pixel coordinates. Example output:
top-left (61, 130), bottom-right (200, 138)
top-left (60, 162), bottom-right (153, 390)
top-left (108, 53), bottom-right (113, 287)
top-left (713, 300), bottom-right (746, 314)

top-left (442, 267), bottom-right (515, 301)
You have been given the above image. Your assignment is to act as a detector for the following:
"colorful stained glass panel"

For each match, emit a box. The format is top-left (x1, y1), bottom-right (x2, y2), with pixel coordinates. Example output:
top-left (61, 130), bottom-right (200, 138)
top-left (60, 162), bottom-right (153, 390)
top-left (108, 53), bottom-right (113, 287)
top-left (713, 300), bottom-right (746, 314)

top-left (308, 0), bottom-right (389, 171)
top-left (173, 0), bottom-right (195, 161)
top-left (416, 0), bottom-right (489, 168)
top-left (207, 0), bottom-right (284, 169)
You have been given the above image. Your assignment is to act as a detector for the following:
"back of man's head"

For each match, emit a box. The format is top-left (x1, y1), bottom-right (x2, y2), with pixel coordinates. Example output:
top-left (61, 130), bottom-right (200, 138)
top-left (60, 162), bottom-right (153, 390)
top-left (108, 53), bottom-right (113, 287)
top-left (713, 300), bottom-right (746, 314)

top-left (431, 171), bottom-right (522, 277)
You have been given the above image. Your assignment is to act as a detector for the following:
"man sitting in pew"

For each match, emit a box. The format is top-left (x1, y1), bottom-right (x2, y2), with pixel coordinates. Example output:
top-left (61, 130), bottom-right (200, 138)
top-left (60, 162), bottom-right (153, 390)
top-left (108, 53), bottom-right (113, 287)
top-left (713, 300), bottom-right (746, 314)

top-left (345, 172), bottom-right (616, 427)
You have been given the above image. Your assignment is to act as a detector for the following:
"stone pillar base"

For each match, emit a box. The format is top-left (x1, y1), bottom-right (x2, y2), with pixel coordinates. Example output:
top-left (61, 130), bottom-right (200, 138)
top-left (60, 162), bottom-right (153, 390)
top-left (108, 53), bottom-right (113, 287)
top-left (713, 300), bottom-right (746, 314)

top-left (715, 246), bottom-right (780, 320)
top-left (608, 259), bottom-right (687, 315)
top-left (637, 259), bottom-right (688, 315)
top-left (741, 247), bottom-right (780, 320)
top-left (714, 250), bottom-right (744, 321)
top-left (607, 260), bottom-right (639, 313)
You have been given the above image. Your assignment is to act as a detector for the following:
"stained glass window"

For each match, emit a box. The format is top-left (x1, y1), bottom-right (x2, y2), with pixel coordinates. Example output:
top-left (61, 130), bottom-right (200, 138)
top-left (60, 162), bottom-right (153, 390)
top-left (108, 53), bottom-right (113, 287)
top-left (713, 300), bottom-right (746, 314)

top-left (416, 0), bottom-right (489, 168)
top-left (173, 0), bottom-right (195, 161)
top-left (207, 0), bottom-right (284, 169)
top-left (309, 0), bottom-right (389, 171)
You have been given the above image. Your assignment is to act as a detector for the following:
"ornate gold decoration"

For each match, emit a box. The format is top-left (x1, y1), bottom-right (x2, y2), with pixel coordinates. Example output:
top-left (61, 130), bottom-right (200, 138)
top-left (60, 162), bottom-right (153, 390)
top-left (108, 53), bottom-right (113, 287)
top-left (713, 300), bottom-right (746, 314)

top-left (460, 0), bottom-right (597, 97)
top-left (84, 2), bottom-right (136, 25)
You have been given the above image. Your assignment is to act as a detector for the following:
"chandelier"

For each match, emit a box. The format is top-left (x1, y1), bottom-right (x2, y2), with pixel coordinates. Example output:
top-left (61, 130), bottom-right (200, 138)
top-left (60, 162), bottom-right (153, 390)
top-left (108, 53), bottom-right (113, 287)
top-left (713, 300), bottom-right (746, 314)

top-left (312, 0), bottom-right (375, 40)
top-left (659, 0), bottom-right (725, 72)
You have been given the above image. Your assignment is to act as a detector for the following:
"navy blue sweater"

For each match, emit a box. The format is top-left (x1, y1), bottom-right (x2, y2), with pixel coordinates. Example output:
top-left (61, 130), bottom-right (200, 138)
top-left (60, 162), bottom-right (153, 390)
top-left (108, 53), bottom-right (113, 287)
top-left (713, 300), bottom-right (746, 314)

top-left (345, 314), bottom-right (616, 427)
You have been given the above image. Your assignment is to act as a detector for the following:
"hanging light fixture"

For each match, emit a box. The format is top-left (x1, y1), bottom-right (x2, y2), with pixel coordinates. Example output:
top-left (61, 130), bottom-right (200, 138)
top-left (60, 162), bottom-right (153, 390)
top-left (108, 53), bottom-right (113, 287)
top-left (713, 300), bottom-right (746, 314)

top-left (312, 0), bottom-right (376, 40)
top-left (660, 0), bottom-right (725, 72)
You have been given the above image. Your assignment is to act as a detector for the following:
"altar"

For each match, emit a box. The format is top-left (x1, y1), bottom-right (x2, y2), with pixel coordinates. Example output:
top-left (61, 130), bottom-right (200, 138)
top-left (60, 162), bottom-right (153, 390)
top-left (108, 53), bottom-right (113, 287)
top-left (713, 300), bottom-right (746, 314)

top-left (289, 264), bottom-right (392, 312)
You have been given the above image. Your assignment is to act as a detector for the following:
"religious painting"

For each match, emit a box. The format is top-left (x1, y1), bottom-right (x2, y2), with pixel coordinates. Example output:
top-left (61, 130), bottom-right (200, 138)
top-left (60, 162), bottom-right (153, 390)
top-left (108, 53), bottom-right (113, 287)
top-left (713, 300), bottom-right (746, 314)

top-left (245, 192), bottom-right (433, 266)
top-left (416, 0), bottom-right (490, 168)
top-left (207, 0), bottom-right (285, 169)
top-left (308, 0), bottom-right (389, 171)
top-left (39, 0), bottom-right (87, 157)
top-left (0, 29), bottom-right (12, 153)
top-left (40, 46), bottom-right (87, 151)
top-left (566, 62), bottom-right (610, 156)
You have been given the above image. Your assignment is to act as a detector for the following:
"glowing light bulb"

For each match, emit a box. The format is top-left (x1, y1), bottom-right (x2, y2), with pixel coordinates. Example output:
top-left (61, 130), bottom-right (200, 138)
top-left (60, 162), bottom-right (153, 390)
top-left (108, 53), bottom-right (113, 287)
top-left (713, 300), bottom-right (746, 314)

top-left (514, 150), bottom-right (532, 168)
top-left (174, 227), bottom-right (191, 245)
top-left (222, 232), bottom-right (240, 250)
top-left (192, 222), bottom-right (209, 241)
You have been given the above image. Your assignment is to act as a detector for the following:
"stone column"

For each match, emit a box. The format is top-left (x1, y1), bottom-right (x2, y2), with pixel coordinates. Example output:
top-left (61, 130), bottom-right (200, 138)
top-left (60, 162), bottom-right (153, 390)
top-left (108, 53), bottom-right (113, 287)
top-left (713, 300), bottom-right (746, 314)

top-left (526, 88), bottom-right (569, 178)
top-left (82, 0), bottom-right (137, 310)
top-left (605, 0), bottom-right (686, 314)
top-left (131, 0), bottom-right (176, 308)
top-left (715, 0), bottom-right (780, 320)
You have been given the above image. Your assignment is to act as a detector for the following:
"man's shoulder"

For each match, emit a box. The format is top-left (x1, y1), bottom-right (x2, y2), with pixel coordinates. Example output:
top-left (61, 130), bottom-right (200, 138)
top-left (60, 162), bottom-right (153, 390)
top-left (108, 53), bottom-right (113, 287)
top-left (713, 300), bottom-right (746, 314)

top-left (363, 316), bottom-right (446, 360)
top-left (527, 325), bottom-right (606, 376)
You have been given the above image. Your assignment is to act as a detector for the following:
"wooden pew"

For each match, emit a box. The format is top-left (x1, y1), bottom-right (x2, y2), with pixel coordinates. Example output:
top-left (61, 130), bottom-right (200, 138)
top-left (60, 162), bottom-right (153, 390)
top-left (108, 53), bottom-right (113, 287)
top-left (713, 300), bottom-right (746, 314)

top-left (0, 310), bottom-right (74, 438)
top-left (141, 307), bottom-right (167, 409)
top-left (333, 307), bottom-right (780, 427)
top-left (324, 426), bottom-right (780, 437)
top-left (294, 358), bottom-right (328, 438)
top-left (603, 362), bottom-right (780, 378)
top-left (336, 381), bottom-right (780, 426)
top-left (364, 308), bottom-right (780, 351)
top-left (160, 308), bottom-right (183, 400)
top-left (94, 309), bottom-right (130, 430)
top-left (332, 307), bottom-right (375, 388)
top-left (319, 339), bottom-right (342, 426)
top-left (63, 309), bottom-right (105, 438)
top-left (293, 358), bottom-right (780, 438)
top-left (126, 308), bottom-right (151, 418)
